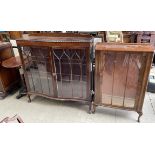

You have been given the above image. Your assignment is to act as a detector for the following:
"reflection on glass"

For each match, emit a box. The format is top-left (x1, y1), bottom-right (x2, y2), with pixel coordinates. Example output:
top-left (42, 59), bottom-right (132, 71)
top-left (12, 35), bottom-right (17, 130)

top-left (23, 47), bottom-right (54, 96)
top-left (124, 54), bottom-right (142, 108)
top-left (53, 49), bottom-right (87, 99)
top-left (100, 52), bottom-right (142, 108)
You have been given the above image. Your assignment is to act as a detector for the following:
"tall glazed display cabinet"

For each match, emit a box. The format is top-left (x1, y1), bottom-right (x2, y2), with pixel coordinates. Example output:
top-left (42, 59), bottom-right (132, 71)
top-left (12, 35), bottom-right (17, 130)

top-left (16, 36), bottom-right (93, 112)
top-left (93, 43), bottom-right (154, 122)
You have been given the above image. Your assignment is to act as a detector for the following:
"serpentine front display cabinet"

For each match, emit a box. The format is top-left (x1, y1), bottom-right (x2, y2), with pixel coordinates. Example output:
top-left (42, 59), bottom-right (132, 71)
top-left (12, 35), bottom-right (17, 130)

top-left (16, 36), bottom-right (93, 112)
top-left (93, 43), bottom-right (154, 122)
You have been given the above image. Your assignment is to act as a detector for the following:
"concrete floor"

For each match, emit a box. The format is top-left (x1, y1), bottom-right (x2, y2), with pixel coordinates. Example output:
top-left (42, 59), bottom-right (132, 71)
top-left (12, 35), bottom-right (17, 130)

top-left (0, 91), bottom-right (155, 123)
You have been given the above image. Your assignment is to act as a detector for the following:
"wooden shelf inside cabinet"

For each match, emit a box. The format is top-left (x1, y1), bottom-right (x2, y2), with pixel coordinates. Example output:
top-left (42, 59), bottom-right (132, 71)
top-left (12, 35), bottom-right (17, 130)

top-left (93, 43), bottom-right (154, 122)
top-left (16, 35), bottom-right (94, 111)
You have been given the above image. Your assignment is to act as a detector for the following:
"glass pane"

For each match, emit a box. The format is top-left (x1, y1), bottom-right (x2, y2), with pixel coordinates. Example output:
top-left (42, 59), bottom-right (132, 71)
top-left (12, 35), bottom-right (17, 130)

top-left (112, 53), bottom-right (129, 106)
top-left (101, 52), bottom-right (115, 105)
top-left (124, 54), bottom-right (142, 108)
top-left (53, 48), bottom-right (87, 99)
top-left (23, 47), bottom-right (54, 96)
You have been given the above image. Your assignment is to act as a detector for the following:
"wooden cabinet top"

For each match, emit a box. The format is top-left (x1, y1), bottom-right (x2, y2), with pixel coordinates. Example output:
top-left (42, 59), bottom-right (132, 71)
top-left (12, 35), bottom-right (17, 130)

top-left (0, 42), bottom-right (11, 50)
top-left (17, 36), bottom-right (93, 43)
top-left (16, 36), bottom-right (94, 47)
top-left (96, 43), bottom-right (154, 52)
top-left (29, 32), bottom-right (92, 38)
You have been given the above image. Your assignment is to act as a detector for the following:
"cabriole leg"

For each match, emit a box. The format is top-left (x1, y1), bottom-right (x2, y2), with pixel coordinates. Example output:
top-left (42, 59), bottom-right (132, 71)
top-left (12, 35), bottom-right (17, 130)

top-left (88, 101), bottom-right (92, 114)
top-left (137, 112), bottom-right (143, 123)
top-left (27, 94), bottom-right (31, 103)
top-left (92, 102), bottom-right (96, 114)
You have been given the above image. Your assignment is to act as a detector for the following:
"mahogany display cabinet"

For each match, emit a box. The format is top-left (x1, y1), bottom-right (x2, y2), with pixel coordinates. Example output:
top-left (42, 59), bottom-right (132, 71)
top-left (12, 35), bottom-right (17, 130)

top-left (16, 36), bottom-right (94, 112)
top-left (0, 42), bottom-right (20, 98)
top-left (93, 43), bottom-right (154, 122)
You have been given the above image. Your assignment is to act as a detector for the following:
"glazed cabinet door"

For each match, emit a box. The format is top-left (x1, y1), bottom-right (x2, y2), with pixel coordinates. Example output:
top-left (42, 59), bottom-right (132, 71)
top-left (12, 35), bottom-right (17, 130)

top-left (52, 48), bottom-right (90, 100)
top-left (95, 51), bottom-right (146, 109)
top-left (21, 46), bottom-right (56, 97)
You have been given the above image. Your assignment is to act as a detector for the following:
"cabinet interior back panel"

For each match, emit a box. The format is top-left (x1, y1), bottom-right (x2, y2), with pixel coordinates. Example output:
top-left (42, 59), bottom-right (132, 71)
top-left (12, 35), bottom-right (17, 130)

top-left (96, 51), bottom-right (144, 109)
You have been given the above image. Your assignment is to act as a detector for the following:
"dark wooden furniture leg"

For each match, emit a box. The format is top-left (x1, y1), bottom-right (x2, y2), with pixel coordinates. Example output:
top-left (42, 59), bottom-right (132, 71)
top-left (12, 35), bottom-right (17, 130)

top-left (88, 102), bottom-right (92, 114)
top-left (92, 103), bottom-right (96, 113)
top-left (16, 68), bottom-right (27, 99)
top-left (137, 112), bottom-right (143, 123)
top-left (27, 94), bottom-right (31, 103)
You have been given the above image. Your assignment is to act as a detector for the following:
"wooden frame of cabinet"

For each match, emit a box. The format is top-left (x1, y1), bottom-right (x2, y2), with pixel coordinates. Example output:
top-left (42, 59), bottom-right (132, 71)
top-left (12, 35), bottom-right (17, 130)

top-left (93, 43), bottom-right (154, 122)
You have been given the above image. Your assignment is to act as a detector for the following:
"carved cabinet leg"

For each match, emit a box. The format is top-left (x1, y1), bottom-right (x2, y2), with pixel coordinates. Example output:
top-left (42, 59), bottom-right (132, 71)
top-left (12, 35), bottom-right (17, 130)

top-left (88, 102), bottom-right (92, 114)
top-left (137, 112), bottom-right (143, 122)
top-left (27, 94), bottom-right (31, 103)
top-left (92, 102), bottom-right (96, 114)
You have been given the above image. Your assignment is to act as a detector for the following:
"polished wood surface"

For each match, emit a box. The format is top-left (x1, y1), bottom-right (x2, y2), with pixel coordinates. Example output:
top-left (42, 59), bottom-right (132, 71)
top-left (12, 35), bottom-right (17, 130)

top-left (18, 35), bottom-right (93, 42)
top-left (9, 31), bottom-right (23, 39)
top-left (16, 36), bottom-right (93, 48)
top-left (94, 43), bottom-right (154, 122)
top-left (0, 32), bottom-right (10, 42)
top-left (2, 56), bottom-right (22, 68)
top-left (29, 32), bottom-right (92, 38)
top-left (0, 42), bottom-right (20, 98)
top-left (0, 42), bottom-right (11, 50)
top-left (95, 43), bottom-right (154, 52)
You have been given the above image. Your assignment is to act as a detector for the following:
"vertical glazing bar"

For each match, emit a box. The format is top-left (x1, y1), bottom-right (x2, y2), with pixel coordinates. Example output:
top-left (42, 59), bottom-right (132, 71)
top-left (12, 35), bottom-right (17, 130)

top-left (25, 47), bottom-right (35, 91)
top-left (86, 47), bottom-right (90, 99)
top-left (50, 48), bottom-right (58, 97)
top-left (36, 49), bottom-right (43, 93)
top-left (70, 49), bottom-right (73, 98)
top-left (80, 49), bottom-right (83, 98)
top-left (111, 53), bottom-right (116, 105)
top-left (122, 53), bottom-right (130, 107)
top-left (25, 49), bottom-right (35, 91)
top-left (135, 54), bottom-right (146, 110)
top-left (46, 61), bottom-right (51, 95)
top-left (75, 49), bottom-right (81, 97)
top-left (28, 49), bottom-right (35, 91)
top-left (59, 49), bottom-right (63, 97)
top-left (18, 46), bottom-right (31, 92)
